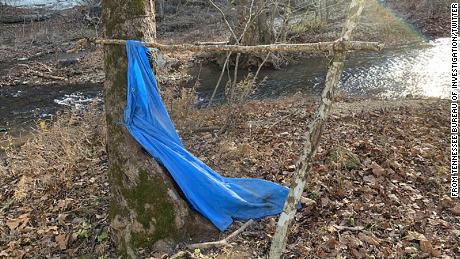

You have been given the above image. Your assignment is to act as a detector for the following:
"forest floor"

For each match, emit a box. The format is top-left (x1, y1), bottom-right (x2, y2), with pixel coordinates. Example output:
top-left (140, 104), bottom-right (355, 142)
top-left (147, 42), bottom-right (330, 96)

top-left (1, 95), bottom-right (458, 258)
top-left (0, 1), bottom-right (458, 258)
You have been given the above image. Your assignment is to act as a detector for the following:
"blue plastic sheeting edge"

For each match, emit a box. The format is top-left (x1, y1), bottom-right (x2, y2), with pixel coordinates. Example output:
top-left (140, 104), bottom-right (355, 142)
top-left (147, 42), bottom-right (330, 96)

top-left (124, 40), bottom-right (289, 231)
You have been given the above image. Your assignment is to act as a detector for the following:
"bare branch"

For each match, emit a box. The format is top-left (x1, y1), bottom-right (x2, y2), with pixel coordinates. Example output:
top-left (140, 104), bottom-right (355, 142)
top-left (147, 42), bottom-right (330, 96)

top-left (208, 0), bottom-right (239, 43)
top-left (268, 1), bottom-right (367, 258)
top-left (96, 39), bottom-right (383, 53)
top-left (238, 0), bottom-right (256, 44)
top-left (333, 225), bottom-right (365, 231)
top-left (208, 51), bottom-right (232, 107)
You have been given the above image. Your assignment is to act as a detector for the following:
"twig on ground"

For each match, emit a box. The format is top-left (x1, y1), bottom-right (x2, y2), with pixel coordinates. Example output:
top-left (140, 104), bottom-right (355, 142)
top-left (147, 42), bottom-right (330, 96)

top-left (36, 62), bottom-right (53, 73)
top-left (186, 219), bottom-right (254, 249)
top-left (32, 70), bottom-right (67, 81)
top-left (333, 225), bottom-right (365, 231)
top-left (268, 108), bottom-right (303, 130)
top-left (17, 64), bottom-right (66, 81)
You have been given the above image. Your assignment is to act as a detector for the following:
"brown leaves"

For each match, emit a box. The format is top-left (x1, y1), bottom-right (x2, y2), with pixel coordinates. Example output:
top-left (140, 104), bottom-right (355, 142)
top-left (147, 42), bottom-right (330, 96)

top-left (55, 233), bottom-right (69, 250)
top-left (2, 90), bottom-right (455, 258)
top-left (6, 214), bottom-right (29, 232)
top-left (405, 231), bottom-right (427, 242)
top-left (370, 162), bottom-right (385, 177)
top-left (357, 233), bottom-right (380, 246)
top-left (403, 231), bottom-right (440, 257)
top-left (419, 239), bottom-right (433, 254)
top-left (1, 109), bottom-right (110, 257)
top-left (450, 205), bottom-right (460, 216)
top-left (148, 70), bottom-right (460, 258)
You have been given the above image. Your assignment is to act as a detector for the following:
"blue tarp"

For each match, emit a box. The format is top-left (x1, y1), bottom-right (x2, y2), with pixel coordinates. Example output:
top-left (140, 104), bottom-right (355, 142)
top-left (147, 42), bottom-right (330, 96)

top-left (124, 40), bottom-right (289, 231)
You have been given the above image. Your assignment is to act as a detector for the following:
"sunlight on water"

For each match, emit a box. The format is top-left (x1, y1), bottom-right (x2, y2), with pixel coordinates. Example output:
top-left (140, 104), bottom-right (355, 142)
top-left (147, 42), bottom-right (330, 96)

top-left (342, 38), bottom-right (450, 98)
top-left (409, 38), bottom-right (450, 98)
top-left (196, 39), bottom-right (451, 101)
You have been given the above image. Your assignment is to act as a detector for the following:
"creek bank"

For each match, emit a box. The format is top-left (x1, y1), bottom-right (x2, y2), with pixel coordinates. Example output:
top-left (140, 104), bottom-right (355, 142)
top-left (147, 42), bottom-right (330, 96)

top-left (384, 0), bottom-right (453, 38)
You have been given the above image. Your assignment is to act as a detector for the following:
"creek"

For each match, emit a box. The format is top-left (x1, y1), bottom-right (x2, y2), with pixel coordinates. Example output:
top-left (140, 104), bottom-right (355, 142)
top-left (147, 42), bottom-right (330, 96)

top-left (0, 38), bottom-right (449, 135)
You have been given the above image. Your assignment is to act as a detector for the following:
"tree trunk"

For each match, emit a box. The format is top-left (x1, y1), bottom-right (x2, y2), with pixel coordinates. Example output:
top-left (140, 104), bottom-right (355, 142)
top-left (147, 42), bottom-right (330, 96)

top-left (157, 0), bottom-right (165, 21)
top-left (237, 0), bottom-right (274, 45)
top-left (102, 0), bottom-right (216, 257)
top-left (236, 0), bottom-right (274, 67)
top-left (268, 0), bottom-right (366, 258)
top-left (318, 0), bottom-right (328, 24)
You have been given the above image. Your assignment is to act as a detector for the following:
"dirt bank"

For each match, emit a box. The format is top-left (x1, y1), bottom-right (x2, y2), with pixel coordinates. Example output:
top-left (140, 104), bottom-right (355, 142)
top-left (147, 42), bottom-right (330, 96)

top-left (385, 0), bottom-right (453, 38)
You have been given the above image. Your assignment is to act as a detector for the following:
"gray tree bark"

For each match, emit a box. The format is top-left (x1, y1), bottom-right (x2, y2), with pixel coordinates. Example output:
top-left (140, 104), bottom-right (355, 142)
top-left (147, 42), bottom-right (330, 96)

top-left (238, 0), bottom-right (273, 46)
top-left (318, 0), bottom-right (328, 23)
top-left (97, 39), bottom-right (382, 53)
top-left (236, 0), bottom-right (274, 66)
top-left (102, 0), bottom-right (215, 257)
top-left (268, 0), bottom-right (367, 258)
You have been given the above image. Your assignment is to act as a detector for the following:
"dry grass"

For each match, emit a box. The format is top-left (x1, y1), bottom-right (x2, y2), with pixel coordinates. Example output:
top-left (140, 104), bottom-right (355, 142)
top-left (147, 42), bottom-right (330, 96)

top-left (0, 104), bottom-right (111, 258)
top-left (1, 103), bottom-right (105, 202)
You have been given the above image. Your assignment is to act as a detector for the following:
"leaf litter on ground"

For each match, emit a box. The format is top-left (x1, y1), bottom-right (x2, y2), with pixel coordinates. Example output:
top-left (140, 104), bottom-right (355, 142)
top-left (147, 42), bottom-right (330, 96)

top-left (0, 94), bottom-right (458, 258)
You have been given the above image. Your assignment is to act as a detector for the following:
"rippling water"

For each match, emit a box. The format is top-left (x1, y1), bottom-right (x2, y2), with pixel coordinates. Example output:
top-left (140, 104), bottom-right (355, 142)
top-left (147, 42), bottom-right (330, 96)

top-left (196, 38), bottom-right (450, 101)
top-left (5, 0), bottom-right (80, 10)
top-left (0, 38), bottom-right (450, 134)
top-left (338, 38), bottom-right (449, 98)
top-left (0, 83), bottom-right (101, 134)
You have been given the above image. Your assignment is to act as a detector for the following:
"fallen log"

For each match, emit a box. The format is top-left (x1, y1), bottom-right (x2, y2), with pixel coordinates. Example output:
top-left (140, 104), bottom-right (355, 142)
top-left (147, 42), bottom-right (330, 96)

top-left (0, 14), bottom-right (50, 24)
top-left (96, 39), bottom-right (384, 53)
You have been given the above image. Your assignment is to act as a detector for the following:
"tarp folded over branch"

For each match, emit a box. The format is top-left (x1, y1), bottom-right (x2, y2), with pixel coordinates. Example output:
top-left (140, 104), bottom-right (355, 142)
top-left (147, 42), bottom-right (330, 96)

top-left (124, 40), bottom-right (289, 231)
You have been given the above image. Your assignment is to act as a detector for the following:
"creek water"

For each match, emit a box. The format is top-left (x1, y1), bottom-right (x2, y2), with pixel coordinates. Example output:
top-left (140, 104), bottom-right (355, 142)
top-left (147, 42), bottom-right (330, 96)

top-left (5, 0), bottom-right (80, 10)
top-left (195, 38), bottom-right (450, 103)
top-left (0, 38), bottom-right (449, 134)
top-left (0, 83), bottom-right (102, 134)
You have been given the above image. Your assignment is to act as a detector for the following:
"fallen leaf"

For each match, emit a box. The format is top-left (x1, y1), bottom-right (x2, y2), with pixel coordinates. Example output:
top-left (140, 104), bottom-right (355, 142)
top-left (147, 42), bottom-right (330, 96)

top-left (371, 162), bottom-right (385, 177)
top-left (6, 219), bottom-right (21, 230)
top-left (440, 196), bottom-right (453, 208)
top-left (363, 175), bottom-right (376, 185)
top-left (286, 164), bottom-right (296, 172)
top-left (405, 231), bottom-right (427, 241)
top-left (358, 232), bottom-right (380, 246)
top-left (6, 214), bottom-right (29, 231)
top-left (57, 213), bottom-right (68, 224)
top-left (300, 197), bottom-right (316, 206)
top-left (419, 239), bottom-right (432, 254)
top-left (404, 246), bottom-right (418, 254)
top-left (450, 205), bottom-right (460, 216)
top-left (431, 247), bottom-right (442, 257)
top-left (452, 229), bottom-right (460, 237)
top-left (56, 234), bottom-right (68, 250)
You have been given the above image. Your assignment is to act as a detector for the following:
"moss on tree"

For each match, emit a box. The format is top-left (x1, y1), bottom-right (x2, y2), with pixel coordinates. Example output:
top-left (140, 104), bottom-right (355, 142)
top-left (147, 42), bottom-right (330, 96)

top-left (102, 0), bottom-right (185, 256)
